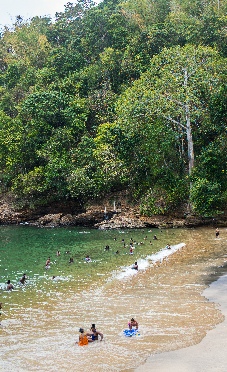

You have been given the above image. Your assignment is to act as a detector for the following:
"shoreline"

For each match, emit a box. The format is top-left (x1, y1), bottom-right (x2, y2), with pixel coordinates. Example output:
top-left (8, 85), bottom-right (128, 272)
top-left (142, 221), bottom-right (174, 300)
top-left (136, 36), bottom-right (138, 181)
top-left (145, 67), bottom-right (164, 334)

top-left (1, 194), bottom-right (227, 229)
top-left (135, 273), bottom-right (227, 372)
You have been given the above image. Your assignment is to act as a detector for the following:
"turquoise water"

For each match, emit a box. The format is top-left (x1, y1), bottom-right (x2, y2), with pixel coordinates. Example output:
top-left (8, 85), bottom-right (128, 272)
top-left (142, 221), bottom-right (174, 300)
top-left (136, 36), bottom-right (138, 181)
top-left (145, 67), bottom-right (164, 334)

top-left (0, 225), bottom-right (174, 291)
top-left (1, 225), bottom-right (226, 372)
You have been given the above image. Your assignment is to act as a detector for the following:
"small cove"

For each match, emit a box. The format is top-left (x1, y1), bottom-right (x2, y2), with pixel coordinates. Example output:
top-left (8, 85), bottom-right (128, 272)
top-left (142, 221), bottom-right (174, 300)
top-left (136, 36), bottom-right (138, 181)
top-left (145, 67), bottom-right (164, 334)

top-left (1, 225), bottom-right (226, 371)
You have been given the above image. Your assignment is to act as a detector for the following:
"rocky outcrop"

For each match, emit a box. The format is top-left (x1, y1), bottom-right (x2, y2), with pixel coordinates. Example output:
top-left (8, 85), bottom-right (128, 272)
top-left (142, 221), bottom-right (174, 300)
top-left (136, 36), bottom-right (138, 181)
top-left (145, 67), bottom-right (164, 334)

top-left (1, 193), bottom-right (227, 229)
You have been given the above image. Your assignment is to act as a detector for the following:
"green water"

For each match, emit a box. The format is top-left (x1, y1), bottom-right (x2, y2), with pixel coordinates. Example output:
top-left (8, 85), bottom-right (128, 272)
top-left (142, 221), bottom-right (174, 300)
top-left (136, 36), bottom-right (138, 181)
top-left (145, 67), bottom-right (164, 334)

top-left (0, 225), bottom-right (172, 291)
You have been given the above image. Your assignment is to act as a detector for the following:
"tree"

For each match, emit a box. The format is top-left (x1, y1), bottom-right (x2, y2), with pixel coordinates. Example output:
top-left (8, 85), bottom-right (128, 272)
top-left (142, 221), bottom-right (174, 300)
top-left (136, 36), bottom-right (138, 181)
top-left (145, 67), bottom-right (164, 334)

top-left (115, 44), bottom-right (227, 212)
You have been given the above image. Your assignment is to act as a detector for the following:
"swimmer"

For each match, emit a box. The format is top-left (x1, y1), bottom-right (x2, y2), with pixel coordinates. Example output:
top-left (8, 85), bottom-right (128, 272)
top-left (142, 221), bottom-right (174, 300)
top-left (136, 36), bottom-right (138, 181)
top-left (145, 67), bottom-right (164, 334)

top-left (6, 280), bottom-right (14, 290)
top-left (128, 318), bottom-right (138, 330)
top-left (76, 328), bottom-right (88, 346)
top-left (104, 245), bottom-right (110, 251)
top-left (87, 325), bottom-right (103, 342)
top-left (115, 250), bottom-right (119, 254)
top-left (69, 257), bottom-right (74, 263)
top-left (132, 262), bottom-right (138, 270)
top-left (85, 255), bottom-right (91, 262)
top-left (153, 235), bottom-right (158, 240)
top-left (20, 273), bottom-right (27, 285)
top-left (45, 257), bottom-right (51, 269)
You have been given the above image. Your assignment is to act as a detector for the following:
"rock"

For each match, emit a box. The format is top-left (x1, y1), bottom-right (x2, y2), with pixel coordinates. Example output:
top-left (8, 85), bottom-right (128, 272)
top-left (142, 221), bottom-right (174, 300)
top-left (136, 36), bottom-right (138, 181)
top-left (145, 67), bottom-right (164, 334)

top-left (1, 193), bottom-right (227, 228)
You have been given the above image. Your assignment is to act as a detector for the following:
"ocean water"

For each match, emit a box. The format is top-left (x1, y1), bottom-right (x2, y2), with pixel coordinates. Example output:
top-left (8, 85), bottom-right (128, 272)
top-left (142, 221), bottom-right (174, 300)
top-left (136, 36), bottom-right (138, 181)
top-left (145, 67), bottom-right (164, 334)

top-left (0, 225), bottom-right (226, 371)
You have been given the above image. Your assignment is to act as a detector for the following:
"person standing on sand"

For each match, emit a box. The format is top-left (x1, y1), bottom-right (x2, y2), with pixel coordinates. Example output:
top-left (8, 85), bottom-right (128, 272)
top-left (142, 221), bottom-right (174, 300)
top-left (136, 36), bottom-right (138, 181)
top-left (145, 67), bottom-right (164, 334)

top-left (0, 302), bottom-right (2, 325)
top-left (216, 228), bottom-right (220, 238)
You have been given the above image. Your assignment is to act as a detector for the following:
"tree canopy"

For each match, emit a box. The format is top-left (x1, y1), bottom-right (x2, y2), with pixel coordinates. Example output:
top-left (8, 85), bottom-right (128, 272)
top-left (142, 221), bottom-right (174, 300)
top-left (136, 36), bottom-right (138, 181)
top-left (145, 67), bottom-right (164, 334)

top-left (0, 0), bottom-right (226, 216)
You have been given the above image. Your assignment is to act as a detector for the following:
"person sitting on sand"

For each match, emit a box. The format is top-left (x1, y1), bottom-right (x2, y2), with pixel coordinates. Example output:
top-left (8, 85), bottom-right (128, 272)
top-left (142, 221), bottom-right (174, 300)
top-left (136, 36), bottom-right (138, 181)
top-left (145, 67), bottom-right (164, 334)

top-left (128, 318), bottom-right (138, 330)
top-left (87, 325), bottom-right (103, 342)
top-left (76, 328), bottom-right (88, 346)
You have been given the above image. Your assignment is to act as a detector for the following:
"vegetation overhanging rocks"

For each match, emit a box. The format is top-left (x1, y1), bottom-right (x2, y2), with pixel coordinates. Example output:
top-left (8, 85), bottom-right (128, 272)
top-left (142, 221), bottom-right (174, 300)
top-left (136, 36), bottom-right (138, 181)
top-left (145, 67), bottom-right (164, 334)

top-left (0, 0), bottom-right (227, 220)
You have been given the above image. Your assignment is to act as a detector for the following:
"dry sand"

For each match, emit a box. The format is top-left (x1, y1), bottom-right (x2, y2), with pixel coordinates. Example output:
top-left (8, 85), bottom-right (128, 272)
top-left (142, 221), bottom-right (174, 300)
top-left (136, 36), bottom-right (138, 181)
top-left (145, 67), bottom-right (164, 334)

top-left (135, 274), bottom-right (227, 372)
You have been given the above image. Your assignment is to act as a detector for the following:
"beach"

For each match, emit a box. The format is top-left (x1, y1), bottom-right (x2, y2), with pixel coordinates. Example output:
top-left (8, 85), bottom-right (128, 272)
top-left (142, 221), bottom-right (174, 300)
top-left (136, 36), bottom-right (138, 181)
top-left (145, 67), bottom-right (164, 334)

top-left (135, 273), bottom-right (227, 372)
top-left (1, 226), bottom-right (227, 371)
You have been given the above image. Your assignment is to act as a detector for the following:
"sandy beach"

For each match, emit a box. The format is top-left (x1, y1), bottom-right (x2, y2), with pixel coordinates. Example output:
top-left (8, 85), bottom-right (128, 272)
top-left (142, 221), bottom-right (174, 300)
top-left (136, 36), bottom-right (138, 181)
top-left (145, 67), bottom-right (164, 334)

top-left (135, 273), bottom-right (227, 372)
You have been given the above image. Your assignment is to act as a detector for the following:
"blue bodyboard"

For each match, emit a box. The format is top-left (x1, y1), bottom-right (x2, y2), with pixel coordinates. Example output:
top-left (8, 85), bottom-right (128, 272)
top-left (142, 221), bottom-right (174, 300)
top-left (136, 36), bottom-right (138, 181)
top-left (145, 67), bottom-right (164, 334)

top-left (123, 329), bottom-right (139, 337)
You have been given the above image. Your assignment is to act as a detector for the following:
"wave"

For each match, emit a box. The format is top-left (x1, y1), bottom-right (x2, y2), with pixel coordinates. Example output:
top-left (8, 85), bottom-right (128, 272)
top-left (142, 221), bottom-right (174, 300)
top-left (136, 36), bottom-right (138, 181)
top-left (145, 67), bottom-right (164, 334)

top-left (113, 243), bottom-right (186, 280)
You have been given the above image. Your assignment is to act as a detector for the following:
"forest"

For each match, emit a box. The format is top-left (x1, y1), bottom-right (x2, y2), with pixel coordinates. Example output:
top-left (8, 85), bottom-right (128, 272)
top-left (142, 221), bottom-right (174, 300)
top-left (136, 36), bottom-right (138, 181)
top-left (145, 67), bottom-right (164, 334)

top-left (0, 0), bottom-right (226, 217)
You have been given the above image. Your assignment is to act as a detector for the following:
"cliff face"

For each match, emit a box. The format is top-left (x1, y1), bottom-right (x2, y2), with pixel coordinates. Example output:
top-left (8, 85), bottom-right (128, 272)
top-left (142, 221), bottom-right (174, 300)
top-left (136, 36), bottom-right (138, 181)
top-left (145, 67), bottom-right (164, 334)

top-left (1, 193), bottom-right (227, 229)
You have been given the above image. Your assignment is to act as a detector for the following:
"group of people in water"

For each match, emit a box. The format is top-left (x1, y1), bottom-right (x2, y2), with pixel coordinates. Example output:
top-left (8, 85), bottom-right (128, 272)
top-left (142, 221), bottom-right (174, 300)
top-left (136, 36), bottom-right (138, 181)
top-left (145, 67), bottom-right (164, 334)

top-left (77, 324), bottom-right (104, 346)
top-left (76, 318), bottom-right (138, 346)
top-left (46, 233), bottom-right (173, 275)
top-left (6, 273), bottom-right (27, 291)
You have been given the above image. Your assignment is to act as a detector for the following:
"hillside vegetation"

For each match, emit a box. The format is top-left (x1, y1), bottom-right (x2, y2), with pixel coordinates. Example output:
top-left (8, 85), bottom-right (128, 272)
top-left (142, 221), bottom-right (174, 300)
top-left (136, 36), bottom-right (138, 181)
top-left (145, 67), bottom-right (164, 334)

top-left (0, 0), bottom-right (226, 218)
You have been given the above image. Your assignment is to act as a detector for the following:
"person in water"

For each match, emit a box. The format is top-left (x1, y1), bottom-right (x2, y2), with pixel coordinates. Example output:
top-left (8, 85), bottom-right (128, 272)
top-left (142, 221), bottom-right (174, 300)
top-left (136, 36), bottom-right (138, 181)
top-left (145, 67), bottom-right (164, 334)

top-left (85, 255), bottom-right (91, 262)
top-left (165, 244), bottom-right (171, 249)
top-left (6, 280), bottom-right (14, 290)
top-left (76, 328), bottom-right (88, 346)
top-left (20, 273), bottom-right (27, 285)
top-left (69, 257), bottom-right (74, 263)
top-left (56, 250), bottom-right (61, 256)
top-left (45, 257), bottom-right (51, 269)
top-left (87, 325), bottom-right (103, 342)
top-left (128, 318), bottom-right (138, 330)
top-left (132, 262), bottom-right (138, 270)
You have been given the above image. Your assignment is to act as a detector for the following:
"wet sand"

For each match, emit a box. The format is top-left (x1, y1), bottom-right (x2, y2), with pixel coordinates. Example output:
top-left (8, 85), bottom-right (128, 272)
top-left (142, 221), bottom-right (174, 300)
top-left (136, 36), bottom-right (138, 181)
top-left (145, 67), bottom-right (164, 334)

top-left (135, 273), bottom-right (227, 372)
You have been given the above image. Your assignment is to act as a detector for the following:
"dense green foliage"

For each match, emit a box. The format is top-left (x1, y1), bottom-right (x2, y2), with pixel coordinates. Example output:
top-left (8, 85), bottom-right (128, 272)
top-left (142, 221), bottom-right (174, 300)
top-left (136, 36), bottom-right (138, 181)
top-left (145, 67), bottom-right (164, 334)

top-left (0, 0), bottom-right (226, 216)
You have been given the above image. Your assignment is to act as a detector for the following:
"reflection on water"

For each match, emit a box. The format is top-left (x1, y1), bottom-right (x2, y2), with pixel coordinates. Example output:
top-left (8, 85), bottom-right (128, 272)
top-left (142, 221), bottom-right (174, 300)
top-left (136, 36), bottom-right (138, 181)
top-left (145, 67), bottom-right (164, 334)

top-left (0, 226), bottom-right (226, 371)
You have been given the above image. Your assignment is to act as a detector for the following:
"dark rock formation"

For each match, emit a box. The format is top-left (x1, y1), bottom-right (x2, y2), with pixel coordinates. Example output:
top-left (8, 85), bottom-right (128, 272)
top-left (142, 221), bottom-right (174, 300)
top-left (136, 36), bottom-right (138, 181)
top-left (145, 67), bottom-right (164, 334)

top-left (1, 193), bottom-right (227, 229)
